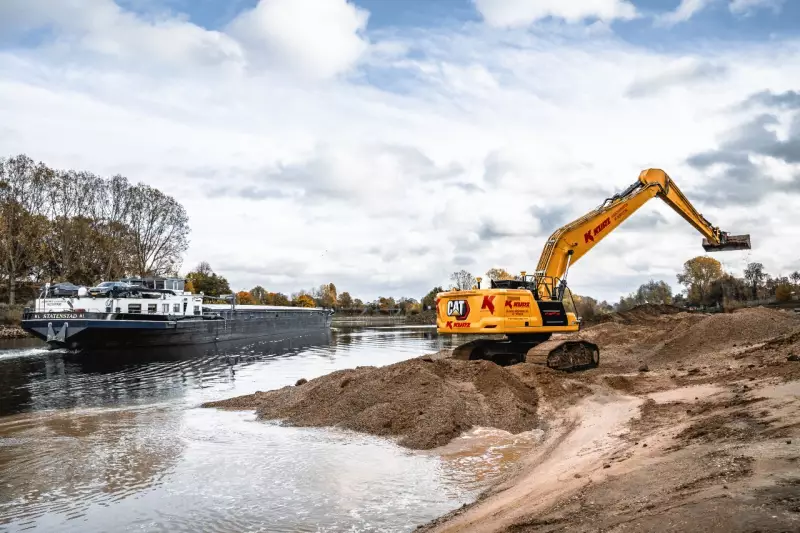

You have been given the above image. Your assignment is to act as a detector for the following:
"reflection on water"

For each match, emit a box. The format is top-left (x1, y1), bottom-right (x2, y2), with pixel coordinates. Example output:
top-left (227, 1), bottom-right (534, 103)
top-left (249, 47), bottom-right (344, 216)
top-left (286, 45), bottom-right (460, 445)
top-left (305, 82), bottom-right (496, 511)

top-left (0, 327), bottom-right (533, 532)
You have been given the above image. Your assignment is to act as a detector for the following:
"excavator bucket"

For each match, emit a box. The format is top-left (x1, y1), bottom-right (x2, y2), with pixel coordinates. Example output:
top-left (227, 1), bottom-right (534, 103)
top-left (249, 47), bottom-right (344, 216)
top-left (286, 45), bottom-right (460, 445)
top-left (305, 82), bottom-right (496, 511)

top-left (702, 234), bottom-right (751, 252)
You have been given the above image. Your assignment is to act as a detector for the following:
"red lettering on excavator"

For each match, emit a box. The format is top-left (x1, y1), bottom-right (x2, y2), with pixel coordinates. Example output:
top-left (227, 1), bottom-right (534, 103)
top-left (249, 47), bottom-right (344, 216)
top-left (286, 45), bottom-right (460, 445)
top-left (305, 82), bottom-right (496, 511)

top-left (481, 295), bottom-right (496, 314)
top-left (584, 217), bottom-right (611, 243)
top-left (446, 321), bottom-right (470, 329)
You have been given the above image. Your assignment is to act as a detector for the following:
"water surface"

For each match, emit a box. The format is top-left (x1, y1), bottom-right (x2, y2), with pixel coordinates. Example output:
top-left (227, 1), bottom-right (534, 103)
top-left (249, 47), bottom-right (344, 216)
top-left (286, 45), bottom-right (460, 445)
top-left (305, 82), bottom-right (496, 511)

top-left (0, 326), bottom-right (529, 532)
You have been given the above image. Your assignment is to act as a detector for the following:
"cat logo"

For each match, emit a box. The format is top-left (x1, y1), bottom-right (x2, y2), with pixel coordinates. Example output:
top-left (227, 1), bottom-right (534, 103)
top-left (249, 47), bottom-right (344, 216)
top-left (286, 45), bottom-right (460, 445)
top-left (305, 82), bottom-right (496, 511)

top-left (446, 300), bottom-right (470, 320)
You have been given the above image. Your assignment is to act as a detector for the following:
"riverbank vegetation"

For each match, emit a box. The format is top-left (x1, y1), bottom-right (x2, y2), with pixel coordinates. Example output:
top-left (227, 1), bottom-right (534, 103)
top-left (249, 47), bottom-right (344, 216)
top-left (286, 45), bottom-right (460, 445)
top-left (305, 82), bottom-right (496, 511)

top-left (1, 154), bottom-right (189, 305)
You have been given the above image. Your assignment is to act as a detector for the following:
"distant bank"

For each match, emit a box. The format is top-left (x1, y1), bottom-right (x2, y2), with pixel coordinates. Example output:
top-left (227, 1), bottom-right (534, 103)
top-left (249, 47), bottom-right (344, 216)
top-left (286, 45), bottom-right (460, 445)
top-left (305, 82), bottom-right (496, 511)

top-left (332, 310), bottom-right (436, 327)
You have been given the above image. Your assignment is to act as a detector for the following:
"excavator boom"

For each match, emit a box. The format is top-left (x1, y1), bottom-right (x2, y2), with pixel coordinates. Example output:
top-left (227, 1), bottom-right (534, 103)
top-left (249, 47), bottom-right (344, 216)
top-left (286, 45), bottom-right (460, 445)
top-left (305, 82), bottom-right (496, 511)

top-left (436, 168), bottom-right (751, 371)
top-left (535, 168), bottom-right (751, 283)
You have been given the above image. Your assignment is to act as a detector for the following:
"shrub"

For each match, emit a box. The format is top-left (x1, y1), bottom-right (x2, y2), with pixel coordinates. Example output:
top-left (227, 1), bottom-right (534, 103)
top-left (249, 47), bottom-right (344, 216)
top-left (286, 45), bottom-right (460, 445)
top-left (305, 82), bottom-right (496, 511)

top-left (0, 304), bottom-right (25, 325)
top-left (775, 283), bottom-right (793, 303)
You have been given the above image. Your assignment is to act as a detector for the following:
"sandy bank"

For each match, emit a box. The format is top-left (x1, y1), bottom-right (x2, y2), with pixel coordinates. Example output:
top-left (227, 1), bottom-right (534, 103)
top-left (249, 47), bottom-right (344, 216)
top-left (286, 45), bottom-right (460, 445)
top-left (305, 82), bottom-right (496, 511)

top-left (420, 307), bottom-right (800, 533)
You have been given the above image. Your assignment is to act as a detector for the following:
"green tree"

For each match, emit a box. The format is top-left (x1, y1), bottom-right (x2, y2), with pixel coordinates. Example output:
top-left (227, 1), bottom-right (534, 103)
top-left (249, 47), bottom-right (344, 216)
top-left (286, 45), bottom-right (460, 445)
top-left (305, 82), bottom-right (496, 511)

top-left (744, 262), bottom-right (765, 300)
top-left (635, 280), bottom-right (673, 304)
top-left (421, 286), bottom-right (443, 310)
top-left (250, 285), bottom-right (268, 304)
top-left (186, 262), bottom-right (231, 297)
top-left (337, 291), bottom-right (354, 308)
top-left (676, 256), bottom-right (723, 305)
top-left (708, 273), bottom-right (748, 306)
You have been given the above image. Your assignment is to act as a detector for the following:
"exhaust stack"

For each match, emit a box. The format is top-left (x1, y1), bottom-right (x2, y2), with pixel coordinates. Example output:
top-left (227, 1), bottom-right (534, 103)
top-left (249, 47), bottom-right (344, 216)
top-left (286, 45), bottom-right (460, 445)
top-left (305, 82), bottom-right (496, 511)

top-left (702, 234), bottom-right (751, 252)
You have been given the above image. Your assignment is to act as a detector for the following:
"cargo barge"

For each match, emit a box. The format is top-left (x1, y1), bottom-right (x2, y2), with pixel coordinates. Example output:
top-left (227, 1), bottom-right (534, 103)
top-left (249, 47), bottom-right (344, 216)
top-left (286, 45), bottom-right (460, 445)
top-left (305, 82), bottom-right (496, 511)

top-left (20, 277), bottom-right (333, 351)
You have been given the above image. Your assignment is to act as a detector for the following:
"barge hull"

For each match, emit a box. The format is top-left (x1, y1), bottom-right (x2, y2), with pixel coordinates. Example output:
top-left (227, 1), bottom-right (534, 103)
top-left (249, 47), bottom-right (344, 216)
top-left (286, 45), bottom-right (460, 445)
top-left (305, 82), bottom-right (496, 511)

top-left (21, 310), bottom-right (333, 351)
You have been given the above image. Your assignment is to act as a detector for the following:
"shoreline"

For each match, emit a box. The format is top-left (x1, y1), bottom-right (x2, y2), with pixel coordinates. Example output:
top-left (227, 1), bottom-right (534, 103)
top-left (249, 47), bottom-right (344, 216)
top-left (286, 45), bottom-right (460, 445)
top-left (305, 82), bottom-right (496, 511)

top-left (205, 306), bottom-right (800, 532)
top-left (0, 325), bottom-right (30, 340)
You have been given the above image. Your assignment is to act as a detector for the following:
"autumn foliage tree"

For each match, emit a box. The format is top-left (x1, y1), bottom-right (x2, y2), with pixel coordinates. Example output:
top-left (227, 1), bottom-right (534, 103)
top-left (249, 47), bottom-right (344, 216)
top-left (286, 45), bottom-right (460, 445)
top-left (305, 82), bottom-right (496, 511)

top-left (485, 268), bottom-right (516, 281)
top-left (293, 294), bottom-right (316, 307)
top-left (676, 256), bottom-right (723, 305)
top-left (236, 291), bottom-right (255, 304)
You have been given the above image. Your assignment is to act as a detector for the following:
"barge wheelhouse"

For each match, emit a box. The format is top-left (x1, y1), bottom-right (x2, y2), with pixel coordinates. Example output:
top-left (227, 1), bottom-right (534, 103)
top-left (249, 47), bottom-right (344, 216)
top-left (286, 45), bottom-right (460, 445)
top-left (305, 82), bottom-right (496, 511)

top-left (21, 277), bottom-right (334, 351)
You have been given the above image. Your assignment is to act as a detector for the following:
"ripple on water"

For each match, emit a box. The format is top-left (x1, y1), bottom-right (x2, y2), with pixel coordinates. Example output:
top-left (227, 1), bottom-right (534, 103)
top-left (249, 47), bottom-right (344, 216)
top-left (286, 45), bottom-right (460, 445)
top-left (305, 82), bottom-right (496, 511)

top-left (0, 327), bottom-right (516, 532)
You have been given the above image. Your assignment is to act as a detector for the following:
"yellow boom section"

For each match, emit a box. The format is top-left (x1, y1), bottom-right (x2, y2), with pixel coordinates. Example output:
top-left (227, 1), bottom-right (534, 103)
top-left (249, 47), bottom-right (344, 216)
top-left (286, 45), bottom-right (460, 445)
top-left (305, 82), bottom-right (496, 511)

top-left (535, 168), bottom-right (751, 282)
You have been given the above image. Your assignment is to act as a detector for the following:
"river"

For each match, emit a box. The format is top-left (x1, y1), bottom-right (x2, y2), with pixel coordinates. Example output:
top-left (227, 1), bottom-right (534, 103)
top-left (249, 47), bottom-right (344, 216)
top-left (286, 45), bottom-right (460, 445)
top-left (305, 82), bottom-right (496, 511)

top-left (0, 326), bottom-right (536, 532)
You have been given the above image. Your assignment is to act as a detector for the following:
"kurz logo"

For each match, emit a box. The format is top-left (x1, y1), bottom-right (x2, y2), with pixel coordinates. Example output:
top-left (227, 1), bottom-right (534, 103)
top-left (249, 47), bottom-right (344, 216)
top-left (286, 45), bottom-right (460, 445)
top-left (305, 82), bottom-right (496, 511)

top-left (481, 295), bottom-right (496, 314)
top-left (446, 300), bottom-right (470, 320)
top-left (584, 217), bottom-right (611, 243)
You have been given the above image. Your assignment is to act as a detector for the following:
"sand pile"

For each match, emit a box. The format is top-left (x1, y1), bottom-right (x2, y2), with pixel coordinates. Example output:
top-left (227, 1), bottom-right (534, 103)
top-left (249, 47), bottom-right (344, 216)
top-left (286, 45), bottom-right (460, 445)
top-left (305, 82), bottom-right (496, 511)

top-left (656, 307), bottom-right (800, 360)
top-left (587, 304), bottom-right (684, 327)
top-left (202, 356), bottom-right (539, 450)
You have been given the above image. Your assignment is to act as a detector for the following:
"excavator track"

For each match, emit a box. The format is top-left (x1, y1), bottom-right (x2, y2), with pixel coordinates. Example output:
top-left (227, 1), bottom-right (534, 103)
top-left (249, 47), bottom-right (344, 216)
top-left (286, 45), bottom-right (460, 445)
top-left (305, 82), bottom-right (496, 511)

top-left (524, 338), bottom-right (600, 371)
top-left (449, 337), bottom-right (599, 371)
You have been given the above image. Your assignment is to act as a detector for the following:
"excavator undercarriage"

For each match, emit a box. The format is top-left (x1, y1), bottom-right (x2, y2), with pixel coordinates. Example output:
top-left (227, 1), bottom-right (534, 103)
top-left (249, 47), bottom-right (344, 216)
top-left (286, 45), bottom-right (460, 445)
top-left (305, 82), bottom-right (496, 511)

top-left (450, 335), bottom-right (600, 371)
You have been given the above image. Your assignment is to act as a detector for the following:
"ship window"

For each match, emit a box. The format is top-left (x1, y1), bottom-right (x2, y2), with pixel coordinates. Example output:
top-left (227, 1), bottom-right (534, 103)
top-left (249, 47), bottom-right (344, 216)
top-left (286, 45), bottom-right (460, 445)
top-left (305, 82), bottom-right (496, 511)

top-left (163, 303), bottom-right (169, 313)
top-left (173, 303), bottom-right (181, 313)
top-left (115, 307), bottom-right (121, 313)
top-left (128, 303), bottom-right (141, 313)
top-left (148, 304), bottom-right (157, 314)
top-left (194, 305), bottom-right (200, 315)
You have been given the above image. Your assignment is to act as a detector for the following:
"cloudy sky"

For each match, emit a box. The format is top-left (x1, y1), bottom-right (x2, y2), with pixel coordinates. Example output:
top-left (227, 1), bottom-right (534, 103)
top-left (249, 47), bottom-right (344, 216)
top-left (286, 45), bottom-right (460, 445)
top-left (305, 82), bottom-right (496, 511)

top-left (1, 0), bottom-right (797, 303)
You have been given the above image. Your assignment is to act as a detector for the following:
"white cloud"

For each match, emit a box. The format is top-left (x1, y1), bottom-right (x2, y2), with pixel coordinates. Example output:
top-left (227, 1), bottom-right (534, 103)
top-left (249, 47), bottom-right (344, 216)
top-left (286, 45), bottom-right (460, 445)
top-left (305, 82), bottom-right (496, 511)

top-left (472, 0), bottom-right (638, 27)
top-left (0, 2), bottom-right (799, 303)
top-left (654, 0), bottom-right (714, 27)
top-left (227, 0), bottom-right (370, 80)
top-left (729, 0), bottom-right (784, 15)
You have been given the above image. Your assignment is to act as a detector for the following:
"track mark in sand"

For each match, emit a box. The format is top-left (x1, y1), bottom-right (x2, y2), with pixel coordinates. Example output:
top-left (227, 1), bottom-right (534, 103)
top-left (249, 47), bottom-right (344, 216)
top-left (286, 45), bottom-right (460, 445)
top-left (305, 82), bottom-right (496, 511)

top-left (428, 389), bottom-right (643, 533)
top-left (647, 384), bottom-right (725, 404)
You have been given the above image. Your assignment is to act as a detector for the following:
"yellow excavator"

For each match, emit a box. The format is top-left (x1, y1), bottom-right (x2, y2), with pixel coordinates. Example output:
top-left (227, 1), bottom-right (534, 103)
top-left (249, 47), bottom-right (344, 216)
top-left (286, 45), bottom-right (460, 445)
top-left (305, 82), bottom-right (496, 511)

top-left (436, 168), bottom-right (751, 371)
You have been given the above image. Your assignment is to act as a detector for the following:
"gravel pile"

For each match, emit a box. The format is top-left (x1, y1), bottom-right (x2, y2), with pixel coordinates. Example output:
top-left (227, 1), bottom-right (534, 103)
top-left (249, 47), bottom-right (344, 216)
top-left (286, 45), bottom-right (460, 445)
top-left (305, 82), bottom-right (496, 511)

top-left (202, 356), bottom-right (539, 450)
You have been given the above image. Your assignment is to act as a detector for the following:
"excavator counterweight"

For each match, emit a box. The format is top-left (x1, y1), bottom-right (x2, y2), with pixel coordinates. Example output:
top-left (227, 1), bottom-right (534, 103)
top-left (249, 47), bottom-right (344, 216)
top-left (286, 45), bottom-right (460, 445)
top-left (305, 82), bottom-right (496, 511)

top-left (437, 168), bottom-right (751, 371)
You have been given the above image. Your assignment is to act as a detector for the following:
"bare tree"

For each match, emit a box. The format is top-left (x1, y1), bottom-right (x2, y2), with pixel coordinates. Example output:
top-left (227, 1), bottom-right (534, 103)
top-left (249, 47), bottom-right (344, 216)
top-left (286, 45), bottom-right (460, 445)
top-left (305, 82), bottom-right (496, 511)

top-left (450, 269), bottom-right (476, 290)
top-left (93, 174), bottom-right (135, 281)
top-left (42, 169), bottom-right (101, 282)
top-left (126, 183), bottom-right (190, 277)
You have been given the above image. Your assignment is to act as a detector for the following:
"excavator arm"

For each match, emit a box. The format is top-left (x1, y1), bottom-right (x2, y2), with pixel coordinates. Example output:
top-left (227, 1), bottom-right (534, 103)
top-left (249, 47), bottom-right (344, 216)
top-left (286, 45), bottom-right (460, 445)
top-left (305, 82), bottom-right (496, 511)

top-left (534, 168), bottom-right (751, 284)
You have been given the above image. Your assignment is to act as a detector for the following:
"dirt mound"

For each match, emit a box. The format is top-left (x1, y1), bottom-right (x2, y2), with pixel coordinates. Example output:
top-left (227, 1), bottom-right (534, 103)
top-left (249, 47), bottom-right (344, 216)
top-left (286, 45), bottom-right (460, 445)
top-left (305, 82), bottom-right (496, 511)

top-left (614, 303), bottom-right (684, 324)
top-left (587, 304), bottom-right (684, 327)
top-left (202, 356), bottom-right (539, 450)
top-left (656, 307), bottom-right (800, 360)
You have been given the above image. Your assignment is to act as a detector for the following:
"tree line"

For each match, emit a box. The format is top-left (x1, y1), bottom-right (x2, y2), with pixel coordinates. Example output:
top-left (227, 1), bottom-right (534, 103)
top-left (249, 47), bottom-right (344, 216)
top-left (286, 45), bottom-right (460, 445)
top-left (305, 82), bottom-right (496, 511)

top-left (0, 154), bottom-right (189, 304)
top-left (186, 261), bottom-right (426, 313)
